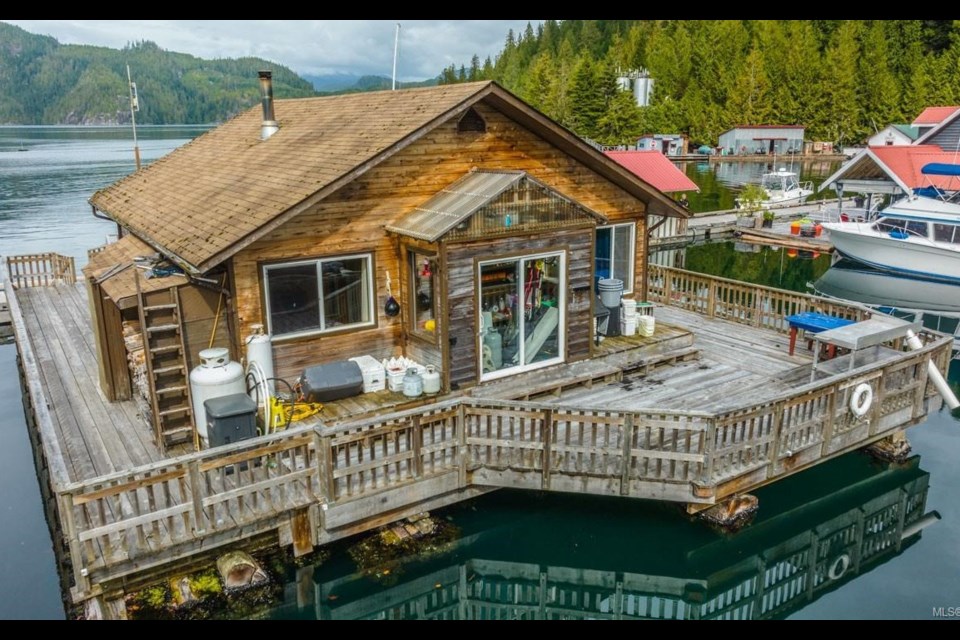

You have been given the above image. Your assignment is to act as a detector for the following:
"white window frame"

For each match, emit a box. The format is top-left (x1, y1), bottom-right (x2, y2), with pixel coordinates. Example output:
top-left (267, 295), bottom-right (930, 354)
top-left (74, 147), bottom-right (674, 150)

top-left (262, 253), bottom-right (374, 340)
top-left (596, 222), bottom-right (636, 295)
top-left (477, 251), bottom-right (566, 382)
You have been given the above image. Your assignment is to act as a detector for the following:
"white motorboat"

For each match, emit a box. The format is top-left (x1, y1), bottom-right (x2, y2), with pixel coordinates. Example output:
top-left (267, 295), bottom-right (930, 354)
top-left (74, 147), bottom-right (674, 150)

top-left (737, 168), bottom-right (814, 209)
top-left (822, 193), bottom-right (960, 284)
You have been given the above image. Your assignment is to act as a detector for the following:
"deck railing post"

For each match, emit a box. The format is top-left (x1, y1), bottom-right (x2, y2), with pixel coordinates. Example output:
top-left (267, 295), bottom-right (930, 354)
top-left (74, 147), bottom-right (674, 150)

top-left (59, 491), bottom-right (91, 595)
top-left (663, 270), bottom-right (673, 308)
top-left (620, 413), bottom-right (634, 496)
top-left (318, 434), bottom-right (334, 503)
top-left (703, 418), bottom-right (717, 485)
top-left (767, 402), bottom-right (784, 479)
top-left (411, 415), bottom-right (424, 479)
top-left (187, 460), bottom-right (206, 534)
top-left (707, 280), bottom-right (716, 318)
top-left (458, 403), bottom-right (468, 488)
top-left (541, 409), bottom-right (553, 491)
top-left (822, 385), bottom-right (838, 453)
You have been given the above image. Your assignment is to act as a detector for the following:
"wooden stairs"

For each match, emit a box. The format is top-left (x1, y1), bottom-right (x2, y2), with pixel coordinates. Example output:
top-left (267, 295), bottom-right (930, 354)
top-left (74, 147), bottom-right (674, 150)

top-left (136, 274), bottom-right (197, 453)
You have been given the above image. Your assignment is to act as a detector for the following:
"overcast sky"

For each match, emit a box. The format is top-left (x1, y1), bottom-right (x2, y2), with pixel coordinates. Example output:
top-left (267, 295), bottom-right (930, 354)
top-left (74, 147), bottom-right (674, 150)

top-left (5, 20), bottom-right (539, 80)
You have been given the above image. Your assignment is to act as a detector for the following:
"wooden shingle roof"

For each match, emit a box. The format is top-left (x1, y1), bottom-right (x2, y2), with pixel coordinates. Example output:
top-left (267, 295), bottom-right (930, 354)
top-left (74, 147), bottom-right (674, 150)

top-left (90, 81), bottom-right (687, 274)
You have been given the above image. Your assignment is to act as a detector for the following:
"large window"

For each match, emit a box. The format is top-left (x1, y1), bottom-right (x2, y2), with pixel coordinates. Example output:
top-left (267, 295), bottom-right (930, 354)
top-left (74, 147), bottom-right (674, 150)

top-left (263, 254), bottom-right (373, 338)
top-left (479, 252), bottom-right (565, 381)
top-left (595, 223), bottom-right (635, 294)
top-left (408, 250), bottom-right (438, 340)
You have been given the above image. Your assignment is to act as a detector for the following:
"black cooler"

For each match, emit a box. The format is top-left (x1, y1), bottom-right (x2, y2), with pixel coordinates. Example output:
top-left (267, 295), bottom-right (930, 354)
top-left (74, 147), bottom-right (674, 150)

top-left (300, 361), bottom-right (364, 403)
top-left (205, 393), bottom-right (258, 448)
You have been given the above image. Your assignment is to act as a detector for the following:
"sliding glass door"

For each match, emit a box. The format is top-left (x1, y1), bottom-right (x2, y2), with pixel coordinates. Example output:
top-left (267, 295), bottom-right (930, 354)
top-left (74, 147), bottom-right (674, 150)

top-left (478, 252), bottom-right (565, 381)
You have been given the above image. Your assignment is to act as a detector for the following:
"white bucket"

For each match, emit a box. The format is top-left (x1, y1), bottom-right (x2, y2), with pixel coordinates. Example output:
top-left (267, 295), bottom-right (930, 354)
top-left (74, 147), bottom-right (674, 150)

top-left (621, 298), bottom-right (636, 319)
top-left (638, 315), bottom-right (656, 337)
top-left (621, 316), bottom-right (637, 336)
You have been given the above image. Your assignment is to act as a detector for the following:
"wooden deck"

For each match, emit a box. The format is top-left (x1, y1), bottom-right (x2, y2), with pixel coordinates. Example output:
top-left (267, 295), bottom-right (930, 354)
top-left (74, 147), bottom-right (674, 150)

top-left (5, 255), bottom-right (954, 609)
top-left (14, 281), bottom-right (184, 484)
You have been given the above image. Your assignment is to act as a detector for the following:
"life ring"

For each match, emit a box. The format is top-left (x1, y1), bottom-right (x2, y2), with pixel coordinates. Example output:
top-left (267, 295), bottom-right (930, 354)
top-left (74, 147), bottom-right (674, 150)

top-left (849, 383), bottom-right (873, 417)
top-left (828, 553), bottom-right (850, 580)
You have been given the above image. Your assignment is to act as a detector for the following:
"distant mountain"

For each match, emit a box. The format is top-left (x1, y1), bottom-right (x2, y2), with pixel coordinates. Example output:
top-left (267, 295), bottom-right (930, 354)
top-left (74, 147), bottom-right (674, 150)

top-left (0, 22), bottom-right (316, 125)
top-left (302, 73), bottom-right (363, 92)
top-left (313, 74), bottom-right (441, 95)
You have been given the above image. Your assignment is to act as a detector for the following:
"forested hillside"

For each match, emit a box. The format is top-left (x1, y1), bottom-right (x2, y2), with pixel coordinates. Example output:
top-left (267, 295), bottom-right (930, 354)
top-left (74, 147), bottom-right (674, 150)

top-left (0, 22), bottom-right (316, 125)
top-left (441, 20), bottom-right (960, 147)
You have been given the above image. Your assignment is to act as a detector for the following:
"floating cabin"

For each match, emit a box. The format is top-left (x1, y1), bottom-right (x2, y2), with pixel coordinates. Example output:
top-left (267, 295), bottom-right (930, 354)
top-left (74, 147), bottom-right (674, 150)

top-left (84, 79), bottom-right (689, 448)
top-left (3, 78), bottom-right (955, 615)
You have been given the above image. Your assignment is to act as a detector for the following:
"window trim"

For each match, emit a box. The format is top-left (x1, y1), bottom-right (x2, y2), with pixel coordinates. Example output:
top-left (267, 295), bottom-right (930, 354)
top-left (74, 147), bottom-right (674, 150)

top-left (407, 247), bottom-right (440, 344)
top-left (262, 253), bottom-right (375, 341)
top-left (595, 222), bottom-right (636, 295)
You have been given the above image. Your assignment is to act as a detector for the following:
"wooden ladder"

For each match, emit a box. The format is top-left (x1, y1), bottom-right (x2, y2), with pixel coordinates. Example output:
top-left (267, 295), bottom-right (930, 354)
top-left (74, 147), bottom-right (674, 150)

top-left (136, 272), bottom-right (197, 453)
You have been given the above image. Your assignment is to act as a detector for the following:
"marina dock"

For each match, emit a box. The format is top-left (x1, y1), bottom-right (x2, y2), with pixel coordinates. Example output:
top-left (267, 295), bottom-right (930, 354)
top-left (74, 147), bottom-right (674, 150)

top-left (4, 255), bottom-right (952, 614)
top-left (652, 199), bottom-right (850, 249)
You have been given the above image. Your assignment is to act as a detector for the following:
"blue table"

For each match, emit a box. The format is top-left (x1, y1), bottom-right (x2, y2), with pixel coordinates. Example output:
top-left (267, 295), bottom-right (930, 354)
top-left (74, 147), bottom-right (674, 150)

top-left (786, 312), bottom-right (855, 356)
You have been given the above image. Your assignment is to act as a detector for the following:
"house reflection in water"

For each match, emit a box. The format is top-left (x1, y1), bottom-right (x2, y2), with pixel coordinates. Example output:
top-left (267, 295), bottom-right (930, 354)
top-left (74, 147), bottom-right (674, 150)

top-left (268, 454), bottom-right (937, 620)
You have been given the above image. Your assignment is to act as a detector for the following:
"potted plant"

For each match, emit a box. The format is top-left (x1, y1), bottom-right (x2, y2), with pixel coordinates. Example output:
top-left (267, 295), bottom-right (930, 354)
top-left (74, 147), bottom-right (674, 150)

top-left (736, 183), bottom-right (768, 228)
top-left (761, 210), bottom-right (775, 228)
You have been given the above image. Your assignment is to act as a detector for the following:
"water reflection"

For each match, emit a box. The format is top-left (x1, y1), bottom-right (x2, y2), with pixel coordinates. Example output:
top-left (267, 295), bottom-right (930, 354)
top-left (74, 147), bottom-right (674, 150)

top-left (814, 259), bottom-right (960, 341)
top-left (267, 455), bottom-right (935, 620)
top-left (678, 159), bottom-right (842, 214)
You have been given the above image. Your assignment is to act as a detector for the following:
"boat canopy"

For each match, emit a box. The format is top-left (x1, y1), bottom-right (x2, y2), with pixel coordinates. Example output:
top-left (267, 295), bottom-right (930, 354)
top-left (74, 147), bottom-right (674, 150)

top-left (921, 163), bottom-right (960, 177)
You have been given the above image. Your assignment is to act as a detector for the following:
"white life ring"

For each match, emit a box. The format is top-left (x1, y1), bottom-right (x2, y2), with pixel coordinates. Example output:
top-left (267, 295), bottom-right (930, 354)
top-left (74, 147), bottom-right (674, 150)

top-left (849, 383), bottom-right (873, 417)
top-left (828, 553), bottom-right (850, 580)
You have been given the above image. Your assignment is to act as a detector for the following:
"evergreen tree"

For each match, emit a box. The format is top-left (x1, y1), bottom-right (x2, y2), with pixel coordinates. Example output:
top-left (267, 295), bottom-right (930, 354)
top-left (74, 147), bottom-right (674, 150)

top-left (727, 48), bottom-right (772, 126)
top-left (469, 55), bottom-right (481, 81)
top-left (858, 20), bottom-right (901, 136)
top-left (596, 89), bottom-right (643, 144)
top-left (819, 21), bottom-right (861, 145)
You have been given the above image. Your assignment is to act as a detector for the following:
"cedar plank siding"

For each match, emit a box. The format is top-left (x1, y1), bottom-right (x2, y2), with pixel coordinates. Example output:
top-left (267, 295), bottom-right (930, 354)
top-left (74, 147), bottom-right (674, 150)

top-left (230, 101), bottom-right (648, 384)
top-left (445, 227), bottom-right (595, 389)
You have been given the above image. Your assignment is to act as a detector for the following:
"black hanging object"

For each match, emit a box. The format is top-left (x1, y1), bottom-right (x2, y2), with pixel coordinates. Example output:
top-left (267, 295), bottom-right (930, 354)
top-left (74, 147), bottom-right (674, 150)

top-left (385, 295), bottom-right (401, 317)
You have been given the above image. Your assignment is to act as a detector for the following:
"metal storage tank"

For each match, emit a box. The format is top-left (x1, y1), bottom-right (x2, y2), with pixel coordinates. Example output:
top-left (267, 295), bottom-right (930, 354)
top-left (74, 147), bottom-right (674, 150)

top-left (189, 347), bottom-right (245, 446)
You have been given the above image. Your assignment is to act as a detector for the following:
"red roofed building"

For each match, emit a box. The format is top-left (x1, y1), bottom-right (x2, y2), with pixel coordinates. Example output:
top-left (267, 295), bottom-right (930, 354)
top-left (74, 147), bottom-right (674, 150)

top-left (911, 106), bottom-right (960, 128)
top-left (604, 150), bottom-right (699, 194)
top-left (820, 145), bottom-right (960, 198)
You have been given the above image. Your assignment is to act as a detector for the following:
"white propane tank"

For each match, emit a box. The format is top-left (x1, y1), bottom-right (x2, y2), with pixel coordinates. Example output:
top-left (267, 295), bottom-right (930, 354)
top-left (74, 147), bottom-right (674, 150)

top-left (189, 347), bottom-right (245, 447)
top-left (245, 324), bottom-right (275, 395)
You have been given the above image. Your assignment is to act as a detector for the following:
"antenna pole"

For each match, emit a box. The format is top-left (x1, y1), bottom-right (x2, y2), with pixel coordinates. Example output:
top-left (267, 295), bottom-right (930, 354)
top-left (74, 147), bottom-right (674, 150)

top-left (392, 23), bottom-right (401, 90)
top-left (127, 64), bottom-right (141, 171)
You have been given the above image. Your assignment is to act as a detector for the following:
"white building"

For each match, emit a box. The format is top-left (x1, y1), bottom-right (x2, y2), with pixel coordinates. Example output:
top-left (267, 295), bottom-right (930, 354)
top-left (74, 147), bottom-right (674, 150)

top-left (867, 124), bottom-right (920, 146)
top-left (718, 126), bottom-right (805, 156)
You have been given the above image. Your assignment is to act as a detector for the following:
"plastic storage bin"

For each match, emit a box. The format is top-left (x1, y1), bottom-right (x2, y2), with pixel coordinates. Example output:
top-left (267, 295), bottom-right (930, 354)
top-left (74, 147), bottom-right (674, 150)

top-left (348, 355), bottom-right (386, 393)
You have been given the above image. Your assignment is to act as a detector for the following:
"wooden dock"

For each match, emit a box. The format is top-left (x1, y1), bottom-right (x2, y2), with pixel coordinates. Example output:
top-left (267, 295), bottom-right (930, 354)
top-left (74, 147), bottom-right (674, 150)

top-left (652, 199), bottom-right (850, 249)
top-left (4, 256), bottom-right (953, 611)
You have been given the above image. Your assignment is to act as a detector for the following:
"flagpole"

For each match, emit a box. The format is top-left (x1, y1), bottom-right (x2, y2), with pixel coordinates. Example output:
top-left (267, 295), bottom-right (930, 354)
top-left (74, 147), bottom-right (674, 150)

top-left (392, 23), bottom-right (400, 91)
top-left (127, 64), bottom-right (141, 171)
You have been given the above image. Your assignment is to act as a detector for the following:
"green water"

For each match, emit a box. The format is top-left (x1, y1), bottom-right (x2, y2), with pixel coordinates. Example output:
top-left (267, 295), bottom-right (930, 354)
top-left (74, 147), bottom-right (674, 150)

top-left (1, 128), bottom-right (956, 620)
top-left (679, 159), bottom-right (843, 213)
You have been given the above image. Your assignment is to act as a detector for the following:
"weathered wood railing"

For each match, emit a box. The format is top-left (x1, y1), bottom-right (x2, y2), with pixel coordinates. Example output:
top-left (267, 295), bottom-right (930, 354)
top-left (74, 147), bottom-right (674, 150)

top-left (648, 264), bottom-right (868, 333)
top-left (53, 325), bottom-right (951, 598)
top-left (58, 427), bottom-right (319, 592)
top-left (6, 253), bottom-right (77, 288)
top-left (706, 336), bottom-right (947, 487)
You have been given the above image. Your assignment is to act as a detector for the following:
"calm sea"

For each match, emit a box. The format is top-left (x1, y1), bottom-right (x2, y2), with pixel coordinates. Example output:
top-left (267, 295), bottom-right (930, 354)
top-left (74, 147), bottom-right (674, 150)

top-left (0, 127), bottom-right (957, 620)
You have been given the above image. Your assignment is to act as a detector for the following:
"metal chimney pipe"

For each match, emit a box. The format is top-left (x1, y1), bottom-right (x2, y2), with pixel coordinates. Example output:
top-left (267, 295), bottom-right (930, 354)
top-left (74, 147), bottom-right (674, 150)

top-left (258, 70), bottom-right (279, 140)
